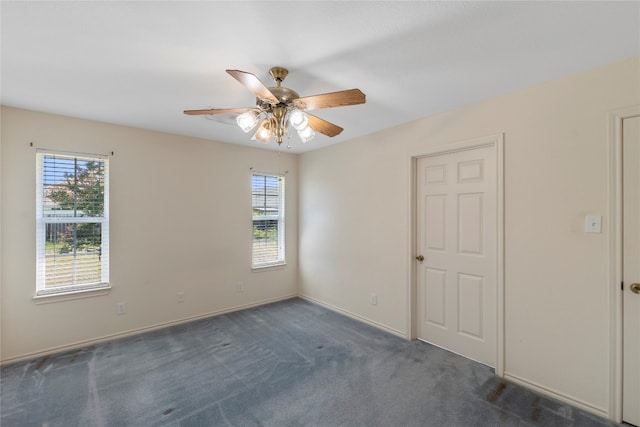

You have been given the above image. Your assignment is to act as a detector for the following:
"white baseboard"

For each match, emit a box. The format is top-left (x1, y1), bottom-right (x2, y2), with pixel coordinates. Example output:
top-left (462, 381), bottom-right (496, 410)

top-left (299, 294), bottom-right (407, 339)
top-left (1, 294), bottom-right (297, 366)
top-left (503, 372), bottom-right (609, 420)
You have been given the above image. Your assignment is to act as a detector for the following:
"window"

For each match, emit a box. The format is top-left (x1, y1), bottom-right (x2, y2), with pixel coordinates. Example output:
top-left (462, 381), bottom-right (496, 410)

top-left (252, 173), bottom-right (285, 268)
top-left (36, 151), bottom-right (109, 296)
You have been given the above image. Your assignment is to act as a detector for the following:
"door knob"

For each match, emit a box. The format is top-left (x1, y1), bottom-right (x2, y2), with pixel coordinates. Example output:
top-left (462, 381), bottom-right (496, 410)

top-left (631, 283), bottom-right (640, 294)
top-left (416, 255), bottom-right (424, 261)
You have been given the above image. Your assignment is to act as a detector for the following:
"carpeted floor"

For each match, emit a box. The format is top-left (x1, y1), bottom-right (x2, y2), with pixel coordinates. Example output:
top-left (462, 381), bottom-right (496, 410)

top-left (0, 298), bottom-right (624, 426)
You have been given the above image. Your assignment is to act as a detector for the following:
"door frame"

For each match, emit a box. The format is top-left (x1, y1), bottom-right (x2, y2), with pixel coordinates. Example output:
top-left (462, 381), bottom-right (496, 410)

top-left (608, 105), bottom-right (640, 422)
top-left (407, 133), bottom-right (505, 376)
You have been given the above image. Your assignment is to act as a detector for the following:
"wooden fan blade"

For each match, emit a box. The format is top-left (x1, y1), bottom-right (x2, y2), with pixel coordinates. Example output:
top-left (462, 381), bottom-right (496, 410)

top-left (307, 114), bottom-right (343, 137)
top-left (183, 107), bottom-right (258, 116)
top-left (295, 89), bottom-right (365, 111)
top-left (226, 70), bottom-right (279, 104)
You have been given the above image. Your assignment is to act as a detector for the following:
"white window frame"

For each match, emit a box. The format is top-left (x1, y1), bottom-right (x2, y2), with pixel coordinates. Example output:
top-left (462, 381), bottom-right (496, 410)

top-left (35, 150), bottom-right (110, 297)
top-left (251, 172), bottom-right (285, 269)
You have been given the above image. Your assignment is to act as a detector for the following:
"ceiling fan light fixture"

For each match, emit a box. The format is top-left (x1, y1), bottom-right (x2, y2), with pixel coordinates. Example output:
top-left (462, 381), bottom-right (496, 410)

top-left (184, 66), bottom-right (366, 148)
top-left (289, 109), bottom-right (308, 131)
top-left (297, 125), bottom-right (315, 143)
top-left (237, 111), bottom-right (260, 133)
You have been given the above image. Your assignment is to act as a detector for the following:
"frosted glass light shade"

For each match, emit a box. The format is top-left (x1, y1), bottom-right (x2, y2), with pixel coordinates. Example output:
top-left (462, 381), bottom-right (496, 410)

top-left (297, 126), bottom-right (315, 143)
top-left (251, 119), bottom-right (271, 144)
top-left (237, 111), bottom-right (260, 133)
top-left (289, 109), bottom-right (308, 131)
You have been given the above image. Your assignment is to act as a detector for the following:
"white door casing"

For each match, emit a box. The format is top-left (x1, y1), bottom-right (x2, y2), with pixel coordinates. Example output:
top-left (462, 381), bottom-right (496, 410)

top-left (416, 140), bottom-right (499, 368)
top-left (623, 114), bottom-right (640, 426)
top-left (609, 105), bottom-right (640, 423)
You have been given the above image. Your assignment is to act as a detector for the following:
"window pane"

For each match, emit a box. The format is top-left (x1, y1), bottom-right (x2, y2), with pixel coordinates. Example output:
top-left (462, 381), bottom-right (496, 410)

top-left (45, 222), bottom-right (103, 287)
top-left (252, 220), bottom-right (279, 264)
top-left (37, 151), bottom-right (109, 294)
top-left (43, 155), bottom-right (105, 218)
top-left (252, 174), bottom-right (280, 217)
top-left (251, 173), bottom-right (284, 267)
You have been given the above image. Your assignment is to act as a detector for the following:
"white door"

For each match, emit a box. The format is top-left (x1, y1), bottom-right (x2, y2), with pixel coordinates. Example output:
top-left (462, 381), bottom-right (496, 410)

top-left (416, 145), bottom-right (497, 367)
top-left (623, 114), bottom-right (640, 426)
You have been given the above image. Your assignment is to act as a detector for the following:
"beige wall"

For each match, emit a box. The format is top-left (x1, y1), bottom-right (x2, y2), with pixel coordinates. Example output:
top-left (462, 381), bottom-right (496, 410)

top-left (0, 107), bottom-right (298, 363)
top-left (298, 56), bottom-right (640, 416)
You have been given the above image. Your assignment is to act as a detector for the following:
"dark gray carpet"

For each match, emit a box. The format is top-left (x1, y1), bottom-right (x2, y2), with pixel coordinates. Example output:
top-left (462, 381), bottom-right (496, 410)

top-left (0, 298), bottom-right (623, 426)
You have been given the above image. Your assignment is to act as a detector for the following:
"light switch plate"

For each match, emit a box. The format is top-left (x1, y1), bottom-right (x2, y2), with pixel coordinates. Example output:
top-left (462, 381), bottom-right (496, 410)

top-left (585, 215), bottom-right (602, 233)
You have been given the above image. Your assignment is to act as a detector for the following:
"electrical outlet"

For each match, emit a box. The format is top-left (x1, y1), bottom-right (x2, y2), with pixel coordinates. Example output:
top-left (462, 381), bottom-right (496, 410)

top-left (371, 294), bottom-right (378, 306)
top-left (116, 302), bottom-right (127, 315)
top-left (236, 282), bottom-right (244, 293)
top-left (177, 292), bottom-right (185, 303)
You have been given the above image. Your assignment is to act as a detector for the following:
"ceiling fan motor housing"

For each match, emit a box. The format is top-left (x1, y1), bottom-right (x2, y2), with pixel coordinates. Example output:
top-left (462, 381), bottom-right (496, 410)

top-left (259, 86), bottom-right (300, 108)
top-left (258, 67), bottom-right (302, 109)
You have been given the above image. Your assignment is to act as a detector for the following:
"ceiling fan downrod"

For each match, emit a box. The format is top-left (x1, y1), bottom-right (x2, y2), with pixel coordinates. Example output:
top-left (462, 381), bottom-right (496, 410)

top-left (269, 67), bottom-right (288, 87)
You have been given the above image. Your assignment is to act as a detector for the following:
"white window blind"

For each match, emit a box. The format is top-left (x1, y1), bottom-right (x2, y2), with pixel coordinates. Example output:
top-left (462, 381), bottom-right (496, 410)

top-left (36, 151), bottom-right (109, 295)
top-left (252, 173), bottom-right (285, 268)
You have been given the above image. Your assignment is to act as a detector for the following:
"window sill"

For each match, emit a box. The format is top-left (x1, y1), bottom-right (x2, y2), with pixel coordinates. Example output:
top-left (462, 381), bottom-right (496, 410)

top-left (252, 262), bottom-right (286, 272)
top-left (33, 285), bottom-right (111, 304)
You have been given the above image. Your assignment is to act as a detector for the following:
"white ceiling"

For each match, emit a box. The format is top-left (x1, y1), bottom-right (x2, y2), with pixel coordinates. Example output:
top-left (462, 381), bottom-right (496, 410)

top-left (2, 1), bottom-right (639, 154)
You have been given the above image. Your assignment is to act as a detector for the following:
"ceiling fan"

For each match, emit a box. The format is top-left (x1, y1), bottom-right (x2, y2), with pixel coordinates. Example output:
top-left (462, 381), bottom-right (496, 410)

top-left (184, 67), bottom-right (366, 147)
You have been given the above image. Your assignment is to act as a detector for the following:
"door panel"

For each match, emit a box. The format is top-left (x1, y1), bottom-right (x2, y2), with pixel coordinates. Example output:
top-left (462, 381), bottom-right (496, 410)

top-left (623, 114), bottom-right (640, 426)
top-left (458, 273), bottom-right (484, 338)
top-left (425, 195), bottom-right (447, 250)
top-left (425, 268), bottom-right (447, 327)
top-left (458, 193), bottom-right (484, 255)
top-left (416, 145), bottom-right (496, 366)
